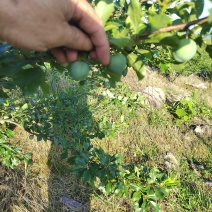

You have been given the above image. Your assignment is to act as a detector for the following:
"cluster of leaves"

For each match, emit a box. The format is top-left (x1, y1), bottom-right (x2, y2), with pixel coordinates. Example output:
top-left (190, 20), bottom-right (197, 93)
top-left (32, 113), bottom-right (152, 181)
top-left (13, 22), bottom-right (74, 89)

top-left (65, 141), bottom-right (176, 212)
top-left (1, 0), bottom-right (212, 96)
top-left (166, 93), bottom-right (212, 123)
top-left (0, 126), bottom-right (32, 169)
top-left (149, 42), bottom-right (212, 80)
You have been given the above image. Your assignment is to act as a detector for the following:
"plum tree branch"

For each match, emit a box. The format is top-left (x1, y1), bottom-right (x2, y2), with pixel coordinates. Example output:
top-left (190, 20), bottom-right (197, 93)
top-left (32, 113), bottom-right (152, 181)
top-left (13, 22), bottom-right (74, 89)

top-left (1, 119), bottom-right (53, 141)
top-left (140, 16), bottom-right (209, 37)
top-left (0, 120), bottom-right (24, 129)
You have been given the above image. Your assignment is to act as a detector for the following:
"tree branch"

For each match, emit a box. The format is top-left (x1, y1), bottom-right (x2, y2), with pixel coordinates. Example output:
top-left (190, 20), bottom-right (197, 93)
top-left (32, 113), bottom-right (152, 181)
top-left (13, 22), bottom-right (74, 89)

top-left (140, 16), bottom-right (209, 37)
top-left (0, 120), bottom-right (25, 130)
top-left (0, 120), bottom-right (52, 141)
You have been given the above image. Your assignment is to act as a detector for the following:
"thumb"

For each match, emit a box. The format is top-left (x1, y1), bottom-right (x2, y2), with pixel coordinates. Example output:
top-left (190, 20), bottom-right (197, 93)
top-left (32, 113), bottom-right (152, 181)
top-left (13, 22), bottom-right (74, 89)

top-left (60, 23), bottom-right (93, 51)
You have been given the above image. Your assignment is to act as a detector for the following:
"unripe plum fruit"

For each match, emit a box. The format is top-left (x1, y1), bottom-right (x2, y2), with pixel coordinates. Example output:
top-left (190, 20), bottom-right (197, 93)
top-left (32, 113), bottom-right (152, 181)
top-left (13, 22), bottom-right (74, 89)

top-left (108, 54), bottom-right (127, 73)
top-left (69, 61), bottom-right (90, 81)
top-left (173, 39), bottom-right (197, 63)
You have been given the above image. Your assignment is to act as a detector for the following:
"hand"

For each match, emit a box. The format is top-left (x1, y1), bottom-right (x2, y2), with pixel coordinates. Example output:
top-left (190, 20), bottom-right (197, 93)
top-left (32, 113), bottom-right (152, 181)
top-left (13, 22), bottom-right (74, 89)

top-left (0, 0), bottom-right (110, 64)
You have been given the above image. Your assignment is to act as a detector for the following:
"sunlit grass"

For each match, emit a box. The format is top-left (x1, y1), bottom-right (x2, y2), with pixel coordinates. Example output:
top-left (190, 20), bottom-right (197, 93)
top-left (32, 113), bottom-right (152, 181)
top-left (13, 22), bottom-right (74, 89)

top-left (1, 66), bottom-right (212, 211)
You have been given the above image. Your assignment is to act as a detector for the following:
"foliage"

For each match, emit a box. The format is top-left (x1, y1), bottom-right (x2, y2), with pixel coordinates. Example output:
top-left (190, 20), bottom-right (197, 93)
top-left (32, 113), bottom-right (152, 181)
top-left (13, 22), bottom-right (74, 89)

top-left (166, 92), bottom-right (212, 123)
top-left (0, 0), bottom-right (211, 95)
top-left (0, 126), bottom-right (32, 169)
top-left (0, 0), bottom-right (212, 211)
top-left (68, 141), bottom-right (176, 212)
top-left (149, 41), bottom-right (212, 80)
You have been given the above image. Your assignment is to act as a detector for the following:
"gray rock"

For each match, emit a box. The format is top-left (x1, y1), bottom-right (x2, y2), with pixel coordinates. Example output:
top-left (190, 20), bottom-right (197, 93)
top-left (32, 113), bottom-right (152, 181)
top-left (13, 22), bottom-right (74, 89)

top-left (164, 161), bottom-right (175, 169)
top-left (194, 125), bottom-right (205, 135)
top-left (186, 82), bottom-right (207, 89)
top-left (193, 125), bottom-right (212, 138)
top-left (167, 93), bottom-right (190, 102)
top-left (165, 152), bottom-right (178, 165)
top-left (60, 196), bottom-right (83, 210)
top-left (205, 180), bottom-right (212, 187)
top-left (140, 86), bottom-right (166, 107)
top-left (164, 152), bottom-right (178, 170)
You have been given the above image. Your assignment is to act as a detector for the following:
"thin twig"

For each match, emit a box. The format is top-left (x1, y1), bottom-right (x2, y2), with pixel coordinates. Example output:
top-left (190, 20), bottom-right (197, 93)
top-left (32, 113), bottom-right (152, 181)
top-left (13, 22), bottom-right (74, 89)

top-left (140, 16), bottom-right (209, 37)
top-left (0, 119), bottom-right (53, 141)
top-left (0, 120), bottom-right (24, 129)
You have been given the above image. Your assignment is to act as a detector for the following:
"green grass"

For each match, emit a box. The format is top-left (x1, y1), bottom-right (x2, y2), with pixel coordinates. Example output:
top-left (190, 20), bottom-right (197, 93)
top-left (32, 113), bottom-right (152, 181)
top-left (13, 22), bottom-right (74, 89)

top-left (1, 66), bottom-right (212, 211)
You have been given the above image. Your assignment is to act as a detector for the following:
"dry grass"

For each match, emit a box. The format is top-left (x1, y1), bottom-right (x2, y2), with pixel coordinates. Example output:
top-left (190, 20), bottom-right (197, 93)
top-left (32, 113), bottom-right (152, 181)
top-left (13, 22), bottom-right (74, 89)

top-left (1, 127), bottom-right (91, 212)
top-left (1, 68), bottom-right (211, 211)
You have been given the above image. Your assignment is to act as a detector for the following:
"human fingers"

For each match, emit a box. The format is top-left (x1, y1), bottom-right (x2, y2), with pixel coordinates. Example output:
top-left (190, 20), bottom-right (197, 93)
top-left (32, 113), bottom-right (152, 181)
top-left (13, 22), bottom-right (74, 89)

top-left (51, 48), bottom-right (67, 64)
top-left (65, 49), bottom-right (78, 62)
top-left (89, 50), bottom-right (98, 61)
top-left (68, 0), bottom-right (110, 65)
top-left (59, 23), bottom-right (94, 52)
top-left (51, 48), bottom-right (79, 63)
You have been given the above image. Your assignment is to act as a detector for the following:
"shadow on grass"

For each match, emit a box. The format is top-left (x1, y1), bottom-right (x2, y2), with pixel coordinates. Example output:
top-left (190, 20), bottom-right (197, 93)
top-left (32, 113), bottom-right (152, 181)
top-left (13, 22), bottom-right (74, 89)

top-left (46, 91), bottom-right (95, 211)
top-left (41, 72), bottom-right (104, 211)
top-left (0, 72), bottom-right (103, 211)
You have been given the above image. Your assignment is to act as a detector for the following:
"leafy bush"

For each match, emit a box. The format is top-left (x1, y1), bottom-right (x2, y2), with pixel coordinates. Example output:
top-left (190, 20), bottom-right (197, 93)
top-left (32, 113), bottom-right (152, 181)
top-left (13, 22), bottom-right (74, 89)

top-left (0, 0), bottom-right (212, 211)
top-left (0, 126), bottom-right (32, 169)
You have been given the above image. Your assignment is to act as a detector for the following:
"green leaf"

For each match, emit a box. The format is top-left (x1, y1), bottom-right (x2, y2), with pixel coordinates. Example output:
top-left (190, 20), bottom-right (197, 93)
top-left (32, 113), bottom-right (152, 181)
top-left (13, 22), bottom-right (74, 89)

top-left (163, 178), bottom-right (177, 187)
top-left (149, 200), bottom-right (160, 212)
top-left (148, 14), bottom-right (172, 32)
top-left (21, 103), bottom-right (28, 110)
top-left (155, 187), bottom-right (168, 200)
top-left (103, 68), bottom-right (122, 82)
top-left (174, 2), bottom-right (195, 20)
top-left (193, 0), bottom-right (204, 17)
top-left (143, 33), bottom-right (180, 47)
top-left (127, 0), bottom-right (143, 34)
top-left (136, 49), bottom-right (152, 60)
top-left (169, 63), bottom-right (186, 72)
top-left (13, 67), bottom-right (45, 95)
top-left (159, 63), bottom-right (169, 73)
top-left (37, 134), bottom-right (43, 142)
top-left (0, 61), bottom-right (29, 77)
top-left (82, 169), bottom-right (92, 183)
top-left (147, 190), bottom-right (158, 201)
top-left (114, 182), bottom-right (125, 197)
top-left (130, 183), bottom-right (141, 191)
top-left (104, 21), bottom-right (123, 32)
top-left (95, 0), bottom-right (114, 26)
top-left (0, 81), bottom-right (15, 89)
top-left (75, 157), bottom-right (87, 166)
top-left (206, 45), bottom-right (212, 58)
top-left (40, 81), bottom-right (50, 95)
top-left (114, 154), bottom-right (124, 164)
top-left (175, 108), bottom-right (187, 118)
top-left (141, 198), bottom-right (148, 212)
top-left (6, 129), bottom-right (15, 138)
top-left (109, 36), bottom-right (133, 48)
top-left (105, 182), bottom-right (113, 195)
top-left (124, 185), bottom-right (129, 198)
top-left (50, 60), bottom-right (65, 73)
top-left (60, 150), bottom-right (68, 160)
top-left (149, 168), bottom-right (159, 181)
top-left (208, 9), bottom-right (212, 23)
top-left (127, 53), bottom-right (146, 80)
top-left (132, 191), bottom-right (142, 202)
